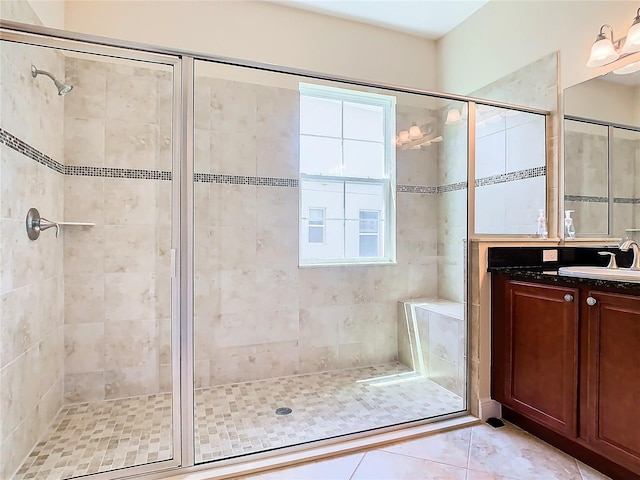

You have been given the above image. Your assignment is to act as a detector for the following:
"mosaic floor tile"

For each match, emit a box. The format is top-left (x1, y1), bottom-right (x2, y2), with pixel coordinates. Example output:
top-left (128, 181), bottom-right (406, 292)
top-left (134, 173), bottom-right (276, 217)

top-left (14, 363), bottom-right (463, 479)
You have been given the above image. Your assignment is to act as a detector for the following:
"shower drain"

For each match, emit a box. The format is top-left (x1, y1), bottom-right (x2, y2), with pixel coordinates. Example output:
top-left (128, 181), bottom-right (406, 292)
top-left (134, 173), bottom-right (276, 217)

top-left (275, 407), bottom-right (292, 416)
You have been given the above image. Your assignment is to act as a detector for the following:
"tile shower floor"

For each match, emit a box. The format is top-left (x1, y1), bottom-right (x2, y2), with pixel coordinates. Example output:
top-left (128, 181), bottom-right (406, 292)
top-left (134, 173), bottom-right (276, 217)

top-left (14, 363), bottom-right (462, 480)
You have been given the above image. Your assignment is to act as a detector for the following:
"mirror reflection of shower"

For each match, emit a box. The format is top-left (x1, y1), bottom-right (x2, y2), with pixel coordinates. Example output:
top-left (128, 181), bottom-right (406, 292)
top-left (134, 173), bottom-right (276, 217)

top-left (31, 64), bottom-right (73, 95)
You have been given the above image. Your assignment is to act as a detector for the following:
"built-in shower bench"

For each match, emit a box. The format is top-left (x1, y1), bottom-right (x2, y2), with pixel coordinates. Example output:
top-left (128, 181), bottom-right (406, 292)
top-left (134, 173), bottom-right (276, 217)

top-left (397, 298), bottom-right (465, 398)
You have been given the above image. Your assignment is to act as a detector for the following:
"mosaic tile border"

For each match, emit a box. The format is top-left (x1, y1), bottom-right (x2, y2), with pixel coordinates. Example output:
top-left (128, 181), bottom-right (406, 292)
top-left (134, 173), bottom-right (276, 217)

top-left (614, 197), bottom-right (640, 204)
top-left (0, 128), bottom-right (65, 174)
top-left (3, 128), bottom-right (548, 194)
top-left (475, 166), bottom-right (546, 187)
top-left (565, 195), bottom-right (640, 204)
top-left (397, 185), bottom-right (437, 194)
top-left (194, 173), bottom-right (298, 187)
top-left (66, 165), bottom-right (172, 180)
top-left (437, 181), bottom-right (468, 193)
top-left (564, 195), bottom-right (608, 203)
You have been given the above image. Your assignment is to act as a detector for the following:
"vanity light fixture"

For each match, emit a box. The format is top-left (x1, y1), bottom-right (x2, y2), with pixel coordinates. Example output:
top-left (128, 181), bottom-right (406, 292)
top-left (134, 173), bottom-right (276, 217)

top-left (587, 8), bottom-right (640, 70)
top-left (395, 124), bottom-right (442, 150)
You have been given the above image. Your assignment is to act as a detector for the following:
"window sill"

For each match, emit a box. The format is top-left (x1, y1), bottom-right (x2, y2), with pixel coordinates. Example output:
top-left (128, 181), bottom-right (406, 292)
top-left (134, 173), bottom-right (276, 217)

top-left (299, 260), bottom-right (398, 268)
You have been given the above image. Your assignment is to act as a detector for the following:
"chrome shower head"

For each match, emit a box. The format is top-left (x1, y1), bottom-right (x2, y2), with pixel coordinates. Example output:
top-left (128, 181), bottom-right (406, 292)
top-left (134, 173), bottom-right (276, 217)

top-left (31, 65), bottom-right (73, 96)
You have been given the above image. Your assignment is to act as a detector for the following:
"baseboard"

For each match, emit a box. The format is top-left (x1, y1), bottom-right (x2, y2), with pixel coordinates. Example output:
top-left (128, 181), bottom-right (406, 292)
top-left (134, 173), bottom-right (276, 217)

top-left (479, 398), bottom-right (501, 421)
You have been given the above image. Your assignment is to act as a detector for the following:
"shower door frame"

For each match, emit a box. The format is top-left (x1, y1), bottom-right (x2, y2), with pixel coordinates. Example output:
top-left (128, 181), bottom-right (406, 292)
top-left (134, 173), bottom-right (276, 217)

top-left (1, 19), bottom-right (552, 480)
top-left (0, 26), bottom-right (185, 480)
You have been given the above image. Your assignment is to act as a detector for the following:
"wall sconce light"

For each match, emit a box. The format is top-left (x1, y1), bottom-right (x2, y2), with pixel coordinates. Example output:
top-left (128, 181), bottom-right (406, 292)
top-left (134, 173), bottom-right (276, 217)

top-left (587, 8), bottom-right (640, 73)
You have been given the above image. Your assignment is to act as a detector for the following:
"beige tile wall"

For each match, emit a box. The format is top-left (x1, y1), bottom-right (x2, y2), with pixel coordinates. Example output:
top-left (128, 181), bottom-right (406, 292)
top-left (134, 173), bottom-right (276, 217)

top-left (437, 102), bottom-right (468, 304)
top-left (193, 77), bottom-right (442, 386)
top-left (62, 57), bottom-right (173, 402)
top-left (0, 40), bottom-right (65, 480)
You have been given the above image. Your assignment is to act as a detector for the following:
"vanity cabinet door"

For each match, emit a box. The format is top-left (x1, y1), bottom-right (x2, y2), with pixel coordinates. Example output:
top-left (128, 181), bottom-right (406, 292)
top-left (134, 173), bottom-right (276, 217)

top-left (492, 277), bottom-right (579, 437)
top-left (584, 291), bottom-right (640, 475)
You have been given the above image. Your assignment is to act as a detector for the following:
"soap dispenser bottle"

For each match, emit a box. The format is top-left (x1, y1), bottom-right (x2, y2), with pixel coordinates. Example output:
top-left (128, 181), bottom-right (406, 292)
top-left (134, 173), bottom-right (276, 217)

top-left (536, 209), bottom-right (548, 239)
top-left (564, 210), bottom-right (576, 239)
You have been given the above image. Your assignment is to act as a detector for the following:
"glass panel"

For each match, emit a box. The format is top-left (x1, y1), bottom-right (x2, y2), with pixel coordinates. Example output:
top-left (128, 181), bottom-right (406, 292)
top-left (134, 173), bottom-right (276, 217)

top-left (564, 120), bottom-right (609, 237)
top-left (300, 135), bottom-right (343, 175)
top-left (1, 39), bottom-right (176, 480)
top-left (343, 139), bottom-right (385, 178)
top-left (300, 95), bottom-right (342, 137)
top-left (359, 234), bottom-right (379, 257)
top-left (193, 59), bottom-right (467, 468)
top-left (359, 210), bottom-right (380, 233)
top-left (475, 106), bottom-right (547, 235)
top-left (344, 101), bottom-right (384, 141)
top-left (611, 127), bottom-right (640, 239)
top-left (300, 180), bottom-right (345, 261)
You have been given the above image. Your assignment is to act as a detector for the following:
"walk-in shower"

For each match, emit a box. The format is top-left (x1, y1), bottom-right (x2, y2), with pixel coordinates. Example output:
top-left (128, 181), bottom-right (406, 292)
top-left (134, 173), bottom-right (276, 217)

top-left (0, 16), bottom-right (548, 480)
top-left (31, 64), bottom-right (73, 95)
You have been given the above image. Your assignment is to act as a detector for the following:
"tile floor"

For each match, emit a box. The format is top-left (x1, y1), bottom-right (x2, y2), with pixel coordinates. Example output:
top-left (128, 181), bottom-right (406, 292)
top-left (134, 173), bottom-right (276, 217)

top-left (14, 363), bottom-right (463, 480)
top-left (238, 422), bottom-right (613, 480)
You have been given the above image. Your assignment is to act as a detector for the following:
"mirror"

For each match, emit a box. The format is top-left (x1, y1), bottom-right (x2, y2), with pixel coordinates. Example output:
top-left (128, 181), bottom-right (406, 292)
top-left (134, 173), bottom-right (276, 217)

top-left (564, 69), bottom-right (640, 239)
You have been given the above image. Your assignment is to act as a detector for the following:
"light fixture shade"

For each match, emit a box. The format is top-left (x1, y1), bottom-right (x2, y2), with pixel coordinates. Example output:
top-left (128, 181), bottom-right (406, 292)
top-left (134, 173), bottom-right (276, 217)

top-left (445, 109), bottom-right (462, 125)
top-left (408, 125), bottom-right (422, 139)
top-left (621, 21), bottom-right (640, 54)
top-left (587, 37), bottom-right (619, 67)
top-left (398, 130), bottom-right (410, 144)
top-left (613, 60), bottom-right (640, 74)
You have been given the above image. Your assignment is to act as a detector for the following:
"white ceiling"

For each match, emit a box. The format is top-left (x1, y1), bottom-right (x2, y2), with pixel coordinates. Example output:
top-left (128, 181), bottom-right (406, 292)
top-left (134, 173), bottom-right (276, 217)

top-left (269, 0), bottom-right (490, 39)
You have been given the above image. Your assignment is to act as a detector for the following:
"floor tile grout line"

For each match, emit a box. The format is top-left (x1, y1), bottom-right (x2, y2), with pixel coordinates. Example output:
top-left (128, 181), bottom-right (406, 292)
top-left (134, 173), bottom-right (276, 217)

top-left (347, 452), bottom-right (367, 480)
top-left (378, 444), bottom-right (472, 470)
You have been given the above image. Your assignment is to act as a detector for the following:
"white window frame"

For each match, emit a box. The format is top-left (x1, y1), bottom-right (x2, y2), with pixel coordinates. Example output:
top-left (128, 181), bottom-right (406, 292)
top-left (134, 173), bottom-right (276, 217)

top-left (308, 207), bottom-right (325, 244)
top-left (298, 83), bottom-right (396, 266)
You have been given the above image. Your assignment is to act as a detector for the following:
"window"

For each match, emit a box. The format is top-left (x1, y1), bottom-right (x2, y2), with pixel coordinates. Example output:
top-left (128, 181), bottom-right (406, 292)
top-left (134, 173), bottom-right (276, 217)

top-left (299, 83), bottom-right (396, 265)
top-left (308, 208), bottom-right (325, 244)
top-left (359, 210), bottom-right (380, 257)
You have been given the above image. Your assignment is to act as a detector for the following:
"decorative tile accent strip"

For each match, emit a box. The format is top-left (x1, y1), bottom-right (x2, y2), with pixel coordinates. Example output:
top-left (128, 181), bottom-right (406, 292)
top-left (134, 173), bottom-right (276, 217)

top-left (614, 197), bottom-right (640, 204)
top-left (0, 128), bottom-right (65, 174)
top-left (475, 166), bottom-right (546, 187)
top-left (3, 129), bottom-right (549, 194)
top-left (437, 181), bottom-right (468, 193)
top-left (66, 165), bottom-right (172, 180)
top-left (564, 195), bottom-right (608, 203)
top-left (194, 173), bottom-right (298, 187)
top-left (397, 185), bottom-right (437, 194)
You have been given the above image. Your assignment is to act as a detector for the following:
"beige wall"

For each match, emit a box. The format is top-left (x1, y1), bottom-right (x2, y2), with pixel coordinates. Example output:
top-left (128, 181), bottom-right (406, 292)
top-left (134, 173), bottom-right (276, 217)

top-left (64, 0), bottom-right (437, 90)
top-left (437, 1), bottom-right (637, 94)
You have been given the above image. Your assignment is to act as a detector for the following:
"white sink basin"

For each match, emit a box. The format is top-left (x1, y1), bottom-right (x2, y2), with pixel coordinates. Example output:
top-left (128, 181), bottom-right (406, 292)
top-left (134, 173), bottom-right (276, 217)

top-left (558, 266), bottom-right (640, 283)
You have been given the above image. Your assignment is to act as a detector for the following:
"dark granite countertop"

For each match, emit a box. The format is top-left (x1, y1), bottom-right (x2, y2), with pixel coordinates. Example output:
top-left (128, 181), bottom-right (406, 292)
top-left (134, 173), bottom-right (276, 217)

top-left (489, 267), bottom-right (640, 291)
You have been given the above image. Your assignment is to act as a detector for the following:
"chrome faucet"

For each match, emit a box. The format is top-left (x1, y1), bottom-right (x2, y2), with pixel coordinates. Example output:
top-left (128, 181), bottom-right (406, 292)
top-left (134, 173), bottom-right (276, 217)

top-left (619, 239), bottom-right (640, 270)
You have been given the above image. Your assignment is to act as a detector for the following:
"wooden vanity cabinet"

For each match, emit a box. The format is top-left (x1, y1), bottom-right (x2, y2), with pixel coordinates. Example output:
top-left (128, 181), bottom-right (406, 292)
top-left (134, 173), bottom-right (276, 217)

top-left (582, 290), bottom-right (640, 473)
top-left (491, 275), bottom-right (640, 479)
top-left (491, 276), bottom-right (579, 437)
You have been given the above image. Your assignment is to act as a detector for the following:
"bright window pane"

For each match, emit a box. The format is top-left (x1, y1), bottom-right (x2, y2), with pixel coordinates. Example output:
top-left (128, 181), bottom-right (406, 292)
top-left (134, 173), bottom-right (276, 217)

top-left (359, 210), bottom-right (379, 233)
top-left (309, 226), bottom-right (323, 243)
top-left (300, 180), bottom-right (345, 261)
top-left (343, 140), bottom-right (385, 178)
top-left (300, 96), bottom-right (342, 137)
top-left (344, 102), bottom-right (384, 141)
top-left (300, 136), bottom-right (342, 175)
top-left (359, 235), bottom-right (379, 257)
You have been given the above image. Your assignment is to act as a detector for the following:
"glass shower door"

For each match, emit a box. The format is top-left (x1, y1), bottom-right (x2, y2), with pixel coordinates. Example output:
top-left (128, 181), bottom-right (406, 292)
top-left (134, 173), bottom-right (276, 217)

top-left (0, 32), bottom-right (180, 480)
